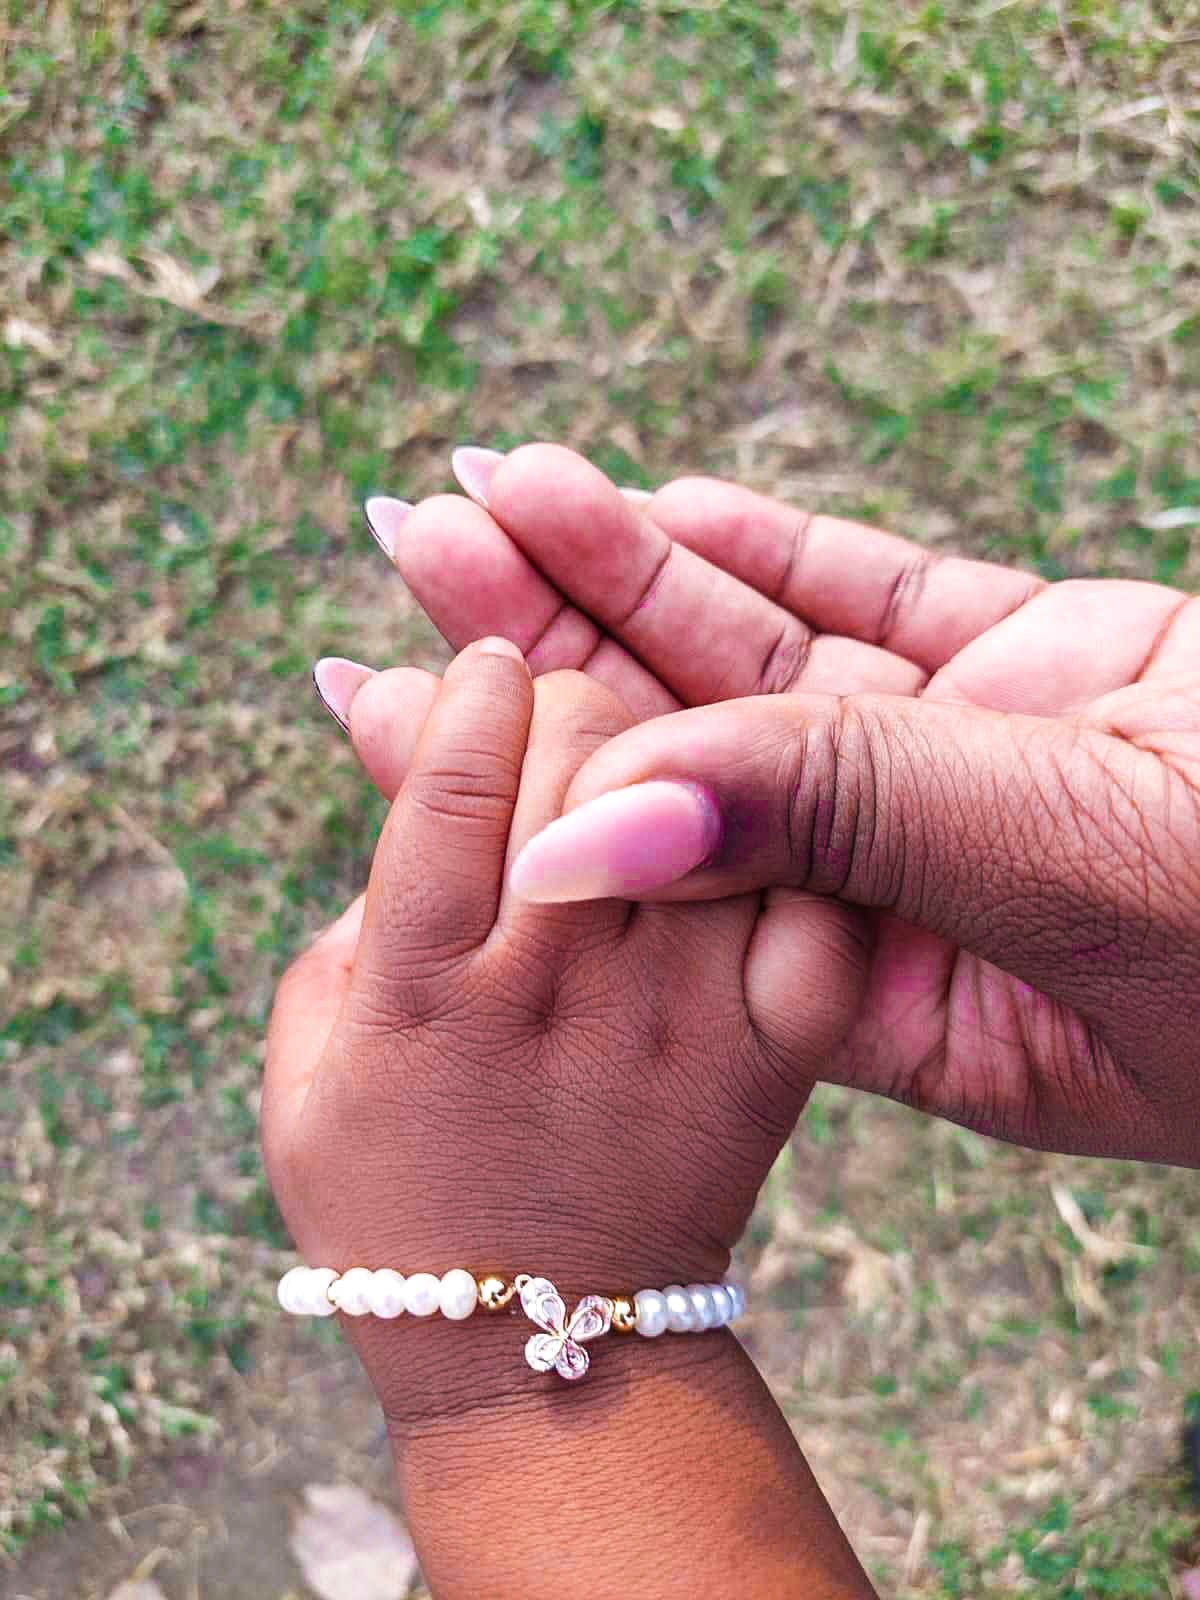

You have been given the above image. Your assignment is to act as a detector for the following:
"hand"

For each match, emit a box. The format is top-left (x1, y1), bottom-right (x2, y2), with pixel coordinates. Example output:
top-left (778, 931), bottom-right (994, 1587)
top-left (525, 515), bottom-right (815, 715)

top-left (265, 641), bottom-right (868, 1429)
top-left (359, 445), bottom-right (1200, 1166)
top-left (267, 642), bottom-right (877, 1598)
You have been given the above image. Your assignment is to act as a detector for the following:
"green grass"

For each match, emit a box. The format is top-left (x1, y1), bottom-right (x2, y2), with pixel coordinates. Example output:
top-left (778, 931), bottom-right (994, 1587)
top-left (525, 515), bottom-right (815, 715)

top-left (929, 1494), bottom-right (1197, 1597)
top-left (1, 0), bottom-right (1198, 1587)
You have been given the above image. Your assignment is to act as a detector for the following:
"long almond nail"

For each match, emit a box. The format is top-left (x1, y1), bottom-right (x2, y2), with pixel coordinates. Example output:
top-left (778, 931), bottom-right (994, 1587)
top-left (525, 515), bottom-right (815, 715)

top-left (313, 657), bottom-right (376, 731)
top-left (451, 446), bottom-right (504, 507)
top-left (508, 781), bottom-right (720, 903)
top-left (363, 497), bottom-right (411, 559)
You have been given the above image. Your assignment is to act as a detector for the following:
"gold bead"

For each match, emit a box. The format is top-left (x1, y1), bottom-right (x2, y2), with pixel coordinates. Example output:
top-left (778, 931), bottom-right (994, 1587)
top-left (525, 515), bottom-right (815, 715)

top-left (611, 1295), bottom-right (638, 1334)
top-left (477, 1274), bottom-right (516, 1312)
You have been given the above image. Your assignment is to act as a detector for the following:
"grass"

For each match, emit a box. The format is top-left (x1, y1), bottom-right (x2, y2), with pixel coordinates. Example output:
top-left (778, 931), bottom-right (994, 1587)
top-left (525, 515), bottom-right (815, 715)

top-left (1, 0), bottom-right (1198, 1591)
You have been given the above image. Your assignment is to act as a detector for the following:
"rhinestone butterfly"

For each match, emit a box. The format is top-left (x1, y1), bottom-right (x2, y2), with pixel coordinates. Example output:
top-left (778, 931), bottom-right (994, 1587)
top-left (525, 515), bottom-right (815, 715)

top-left (519, 1276), bottom-right (614, 1381)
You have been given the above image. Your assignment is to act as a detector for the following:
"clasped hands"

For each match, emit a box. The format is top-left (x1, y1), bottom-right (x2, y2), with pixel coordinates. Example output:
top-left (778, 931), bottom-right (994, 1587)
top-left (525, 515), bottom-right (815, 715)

top-left (263, 439), bottom-right (1200, 1425)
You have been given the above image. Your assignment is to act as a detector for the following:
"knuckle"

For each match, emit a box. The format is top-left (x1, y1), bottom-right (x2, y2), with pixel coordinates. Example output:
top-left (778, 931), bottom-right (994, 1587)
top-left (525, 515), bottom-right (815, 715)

top-left (779, 696), bottom-right (889, 895)
top-left (405, 756), bottom-right (521, 829)
top-left (346, 963), bottom-right (441, 1032)
top-left (875, 549), bottom-right (936, 648)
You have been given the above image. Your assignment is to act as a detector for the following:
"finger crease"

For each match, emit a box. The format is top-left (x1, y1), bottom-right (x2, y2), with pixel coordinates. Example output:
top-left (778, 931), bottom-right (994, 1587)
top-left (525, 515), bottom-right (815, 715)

top-left (771, 510), bottom-right (814, 606)
top-left (876, 550), bottom-right (937, 650)
top-left (613, 540), bottom-right (674, 631)
top-left (756, 621), bottom-right (814, 696)
top-left (1130, 592), bottom-right (1195, 682)
top-left (524, 593), bottom-right (579, 658)
top-left (576, 631), bottom-right (610, 675)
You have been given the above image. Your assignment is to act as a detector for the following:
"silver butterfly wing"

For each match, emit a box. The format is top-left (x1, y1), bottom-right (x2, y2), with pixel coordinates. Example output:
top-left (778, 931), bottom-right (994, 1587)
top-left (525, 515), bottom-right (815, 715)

top-left (565, 1294), bottom-right (614, 1344)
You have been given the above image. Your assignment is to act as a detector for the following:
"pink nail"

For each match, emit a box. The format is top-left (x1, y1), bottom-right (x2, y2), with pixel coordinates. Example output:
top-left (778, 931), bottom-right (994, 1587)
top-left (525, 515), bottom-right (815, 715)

top-left (313, 657), bottom-right (375, 730)
top-left (508, 781), bottom-right (720, 903)
top-left (363, 496), bottom-right (411, 559)
top-left (451, 445), bottom-right (504, 507)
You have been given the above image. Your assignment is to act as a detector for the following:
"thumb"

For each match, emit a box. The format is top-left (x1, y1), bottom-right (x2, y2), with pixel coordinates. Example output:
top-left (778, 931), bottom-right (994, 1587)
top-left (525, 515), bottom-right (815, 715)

top-left (508, 692), bottom-right (1173, 1018)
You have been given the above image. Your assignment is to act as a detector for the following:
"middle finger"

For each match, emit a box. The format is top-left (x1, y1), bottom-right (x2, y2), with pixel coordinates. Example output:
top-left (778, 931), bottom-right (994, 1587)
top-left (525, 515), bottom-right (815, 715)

top-left (373, 447), bottom-right (924, 717)
top-left (470, 444), bottom-right (926, 704)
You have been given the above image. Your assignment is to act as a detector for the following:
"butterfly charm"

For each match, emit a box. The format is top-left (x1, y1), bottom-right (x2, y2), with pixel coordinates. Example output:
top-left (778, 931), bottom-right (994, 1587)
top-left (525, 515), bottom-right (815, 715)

top-left (519, 1276), bottom-right (614, 1381)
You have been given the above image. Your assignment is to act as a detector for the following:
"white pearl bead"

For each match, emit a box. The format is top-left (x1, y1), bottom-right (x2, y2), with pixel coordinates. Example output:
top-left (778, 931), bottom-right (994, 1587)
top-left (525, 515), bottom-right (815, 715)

top-left (331, 1266), bottom-right (373, 1316)
top-left (726, 1283), bottom-right (745, 1320)
top-left (439, 1268), bottom-right (478, 1321)
top-left (686, 1283), bottom-right (716, 1330)
top-left (709, 1285), bottom-right (733, 1326)
top-left (633, 1288), bottom-right (669, 1337)
top-left (278, 1266), bottom-right (309, 1314)
top-left (305, 1267), bottom-right (339, 1316)
top-left (663, 1284), bottom-right (696, 1333)
top-left (403, 1271), bottom-right (442, 1317)
top-left (367, 1268), bottom-right (407, 1319)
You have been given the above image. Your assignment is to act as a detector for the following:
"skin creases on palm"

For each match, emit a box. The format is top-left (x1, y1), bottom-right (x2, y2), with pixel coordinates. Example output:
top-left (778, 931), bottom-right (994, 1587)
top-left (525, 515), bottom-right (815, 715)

top-left (823, 595), bottom-right (1200, 1159)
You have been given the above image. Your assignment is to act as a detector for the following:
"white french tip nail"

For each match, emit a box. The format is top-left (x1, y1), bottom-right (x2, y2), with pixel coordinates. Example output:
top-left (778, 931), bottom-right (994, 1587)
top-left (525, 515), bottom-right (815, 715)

top-left (451, 446), bottom-right (505, 508)
top-left (363, 496), bottom-right (411, 559)
top-left (313, 656), bottom-right (376, 730)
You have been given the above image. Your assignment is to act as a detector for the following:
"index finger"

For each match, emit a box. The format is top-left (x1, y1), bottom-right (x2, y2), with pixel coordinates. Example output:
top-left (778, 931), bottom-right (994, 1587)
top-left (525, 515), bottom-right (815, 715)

top-left (368, 492), bottom-right (681, 723)
top-left (481, 444), bottom-right (924, 703)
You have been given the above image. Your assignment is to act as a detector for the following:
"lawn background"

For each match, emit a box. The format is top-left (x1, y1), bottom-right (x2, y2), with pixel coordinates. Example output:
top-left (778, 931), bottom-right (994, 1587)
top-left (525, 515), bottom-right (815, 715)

top-left (2, 1), bottom-right (1199, 1594)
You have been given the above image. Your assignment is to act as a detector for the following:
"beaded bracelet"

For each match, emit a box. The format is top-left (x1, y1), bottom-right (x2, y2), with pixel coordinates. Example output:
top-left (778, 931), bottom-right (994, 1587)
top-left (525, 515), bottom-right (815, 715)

top-left (277, 1266), bottom-right (745, 1382)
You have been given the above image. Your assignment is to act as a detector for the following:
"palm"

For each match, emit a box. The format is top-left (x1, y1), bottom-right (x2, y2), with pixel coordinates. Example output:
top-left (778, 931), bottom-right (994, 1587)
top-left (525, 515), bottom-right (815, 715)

top-left (841, 886), bottom-right (1139, 1154)
top-left (369, 444), bottom-right (1198, 1152)
top-left (846, 587), bottom-right (1199, 1150)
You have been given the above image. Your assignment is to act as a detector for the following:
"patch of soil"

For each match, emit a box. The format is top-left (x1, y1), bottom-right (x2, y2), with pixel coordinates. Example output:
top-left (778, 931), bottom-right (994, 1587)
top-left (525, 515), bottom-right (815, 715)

top-left (6, 1341), bottom-right (401, 1600)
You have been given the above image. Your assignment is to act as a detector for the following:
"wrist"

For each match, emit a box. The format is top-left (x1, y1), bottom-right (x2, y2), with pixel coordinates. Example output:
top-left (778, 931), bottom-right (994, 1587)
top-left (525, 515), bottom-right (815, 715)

top-left (285, 1153), bottom-right (748, 1431)
top-left (382, 1308), bottom-right (736, 1436)
top-left (387, 1329), bottom-right (876, 1600)
top-left (337, 1261), bottom-right (740, 1436)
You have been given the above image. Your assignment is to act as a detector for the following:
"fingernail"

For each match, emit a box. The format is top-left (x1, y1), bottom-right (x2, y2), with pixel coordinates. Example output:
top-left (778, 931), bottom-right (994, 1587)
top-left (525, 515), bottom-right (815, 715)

top-left (508, 780), bottom-right (720, 903)
top-left (476, 635), bottom-right (525, 662)
top-left (618, 486), bottom-right (654, 503)
top-left (363, 496), bottom-right (411, 559)
top-left (313, 656), bottom-right (376, 730)
top-left (451, 445), bottom-right (504, 508)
